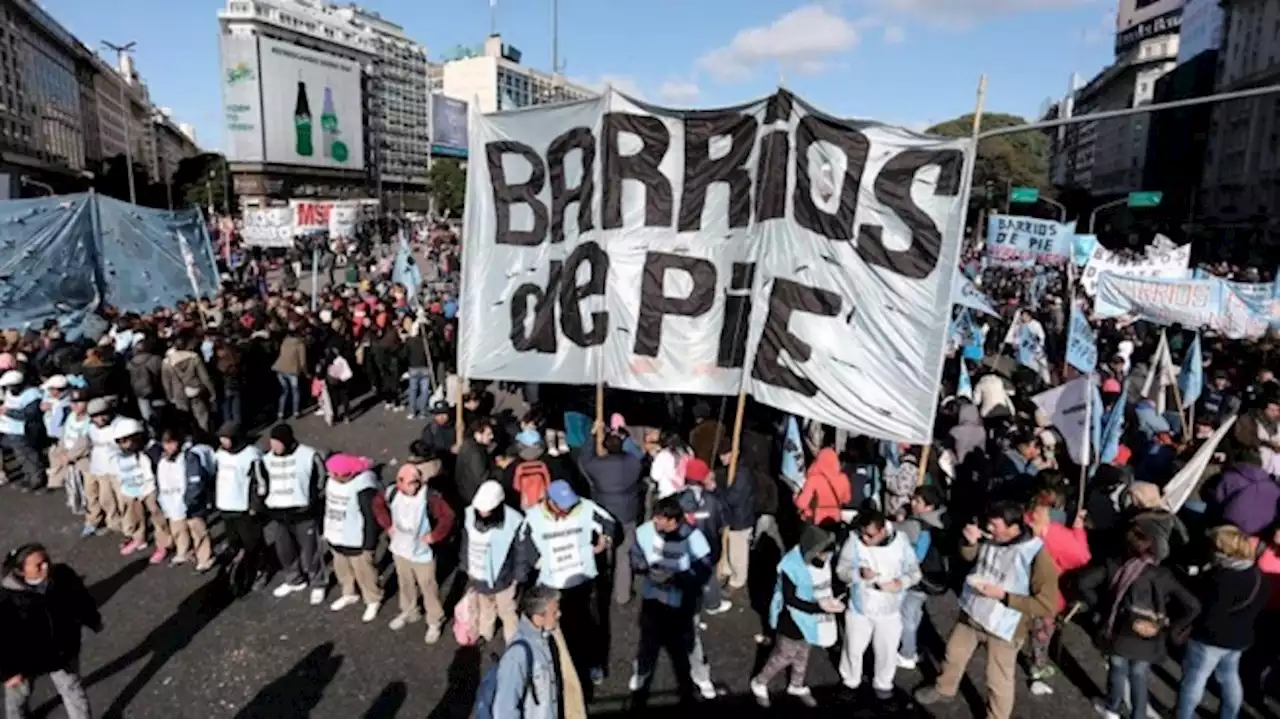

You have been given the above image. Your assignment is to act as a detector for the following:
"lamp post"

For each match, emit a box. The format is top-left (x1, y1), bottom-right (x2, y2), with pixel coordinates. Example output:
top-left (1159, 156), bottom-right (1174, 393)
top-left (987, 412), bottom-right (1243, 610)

top-left (1088, 196), bottom-right (1129, 233)
top-left (102, 40), bottom-right (138, 205)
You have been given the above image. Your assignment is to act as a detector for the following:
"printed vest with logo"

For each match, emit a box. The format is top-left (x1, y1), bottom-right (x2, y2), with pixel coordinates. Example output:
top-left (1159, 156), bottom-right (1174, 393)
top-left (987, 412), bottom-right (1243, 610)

top-left (634, 521), bottom-right (710, 607)
top-left (43, 397), bottom-right (71, 439)
top-left (843, 530), bottom-right (916, 616)
top-left (116, 450), bottom-right (157, 499)
top-left (958, 536), bottom-right (1044, 642)
top-left (263, 444), bottom-right (319, 510)
top-left (769, 547), bottom-right (838, 648)
top-left (215, 446), bottom-right (262, 512)
top-left (60, 414), bottom-right (91, 451)
top-left (156, 451), bottom-right (194, 519)
top-left (464, 506), bottom-right (523, 589)
top-left (88, 419), bottom-right (123, 476)
top-left (388, 487), bottom-right (434, 564)
top-left (0, 387), bottom-right (40, 436)
top-left (323, 471), bottom-right (377, 549)
top-left (524, 502), bottom-right (600, 589)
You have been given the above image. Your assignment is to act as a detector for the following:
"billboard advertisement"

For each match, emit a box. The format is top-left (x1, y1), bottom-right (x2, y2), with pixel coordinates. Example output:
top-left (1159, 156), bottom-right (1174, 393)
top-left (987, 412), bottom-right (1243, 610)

top-left (431, 95), bottom-right (468, 157)
top-left (220, 33), bottom-right (265, 162)
top-left (258, 37), bottom-right (364, 170)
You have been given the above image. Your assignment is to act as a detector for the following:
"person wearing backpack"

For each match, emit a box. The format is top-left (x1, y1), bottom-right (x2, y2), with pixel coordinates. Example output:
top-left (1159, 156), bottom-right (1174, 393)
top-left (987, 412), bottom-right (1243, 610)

top-left (477, 584), bottom-right (584, 719)
top-left (380, 460), bottom-right (455, 643)
top-left (1076, 525), bottom-right (1200, 719)
top-left (511, 429), bottom-right (553, 510)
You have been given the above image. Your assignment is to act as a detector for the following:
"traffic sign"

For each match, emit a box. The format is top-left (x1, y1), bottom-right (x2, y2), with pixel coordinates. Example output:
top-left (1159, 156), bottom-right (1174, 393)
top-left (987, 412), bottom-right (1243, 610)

top-left (1127, 191), bottom-right (1163, 208)
top-left (1009, 186), bottom-right (1039, 204)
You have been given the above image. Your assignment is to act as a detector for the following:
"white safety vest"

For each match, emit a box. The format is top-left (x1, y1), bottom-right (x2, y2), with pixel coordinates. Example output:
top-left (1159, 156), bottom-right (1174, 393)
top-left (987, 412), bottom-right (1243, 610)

top-left (156, 454), bottom-right (190, 519)
top-left (88, 419), bottom-right (122, 476)
top-left (61, 414), bottom-right (91, 450)
top-left (264, 444), bottom-right (319, 510)
top-left (388, 488), bottom-right (434, 564)
top-left (214, 446), bottom-right (262, 512)
top-left (323, 471), bottom-right (377, 549)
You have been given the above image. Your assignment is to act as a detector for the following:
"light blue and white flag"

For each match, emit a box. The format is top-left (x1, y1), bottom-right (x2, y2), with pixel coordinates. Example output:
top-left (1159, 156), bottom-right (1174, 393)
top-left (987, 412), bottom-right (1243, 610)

top-left (1099, 390), bottom-right (1126, 465)
top-left (953, 274), bottom-right (999, 317)
top-left (392, 231), bottom-right (422, 303)
top-left (957, 359), bottom-right (973, 401)
top-left (1178, 332), bottom-right (1203, 410)
top-left (1066, 307), bottom-right (1098, 374)
top-left (1017, 323), bottom-right (1049, 380)
top-left (780, 416), bottom-right (805, 493)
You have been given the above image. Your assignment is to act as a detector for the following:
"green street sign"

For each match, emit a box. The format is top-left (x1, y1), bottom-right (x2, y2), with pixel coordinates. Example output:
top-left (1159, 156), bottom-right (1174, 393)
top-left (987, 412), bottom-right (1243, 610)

top-left (1009, 186), bottom-right (1039, 204)
top-left (1127, 191), bottom-right (1163, 208)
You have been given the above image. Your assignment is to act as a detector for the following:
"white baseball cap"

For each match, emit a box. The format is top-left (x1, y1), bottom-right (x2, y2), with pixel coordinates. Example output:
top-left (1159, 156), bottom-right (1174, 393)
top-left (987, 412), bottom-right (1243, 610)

top-left (472, 481), bottom-right (505, 513)
top-left (42, 375), bottom-right (68, 390)
top-left (0, 370), bottom-right (23, 388)
top-left (111, 418), bottom-right (146, 441)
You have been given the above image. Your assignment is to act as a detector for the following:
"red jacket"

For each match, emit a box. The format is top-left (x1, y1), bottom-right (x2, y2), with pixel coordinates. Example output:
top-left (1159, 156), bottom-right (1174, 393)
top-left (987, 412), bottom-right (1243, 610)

top-left (1037, 521), bottom-right (1091, 612)
top-left (796, 448), bottom-right (852, 526)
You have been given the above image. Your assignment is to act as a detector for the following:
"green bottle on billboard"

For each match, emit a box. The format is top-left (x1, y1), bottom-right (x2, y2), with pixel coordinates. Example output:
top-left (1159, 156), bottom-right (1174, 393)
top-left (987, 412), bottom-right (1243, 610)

top-left (321, 83), bottom-right (348, 163)
top-left (294, 75), bottom-right (313, 157)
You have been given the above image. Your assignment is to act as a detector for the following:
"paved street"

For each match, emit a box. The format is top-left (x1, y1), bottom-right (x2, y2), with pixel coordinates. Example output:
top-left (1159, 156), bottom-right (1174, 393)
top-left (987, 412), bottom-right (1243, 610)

top-left (1, 405), bottom-right (1196, 719)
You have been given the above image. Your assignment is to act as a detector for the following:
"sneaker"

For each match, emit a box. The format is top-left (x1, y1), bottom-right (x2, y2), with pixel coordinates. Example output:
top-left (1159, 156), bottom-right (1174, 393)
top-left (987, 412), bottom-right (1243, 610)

top-left (251, 573), bottom-right (270, 592)
top-left (361, 603), bottom-right (380, 623)
top-left (424, 623), bottom-right (443, 644)
top-left (874, 688), bottom-right (894, 701)
top-left (694, 678), bottom-right (717, 700)
top-left (309, 588), bottom-right (326, 606)
top-left (389, 612), bottom-right (420, 631)
top-left (1092, 699), bottom-right (1121, 719)
top-left (119, 539), bottom-right (145, 556)
top-left (787, 685), bottom-right (818, 708)
top-left (329, 594), bottom-right (360, 612)
top-left (169, 554), bottom-right (189, 566)
top-left (704, 599), bottom-right (732, 616)
top-left (897, 654), bottom-right (918, 670)
top-left (1029, 665), bottom-right (1057, 682)
top-left (148, 547), bottom-right (168, 565)
top-left (749, 680), bottom-right (770, 708)
top-left (272, 581), bottom-right (307, 599)
top-left (914, 686), bottom-right (953, 705)
top-left (80, 524), bottom-right (98, 539)
top-left (1030, 680), bottom-right (1054, 696)
top-left (628, 673), bottom-right (649, 693)
top-left (194, 560), bottom-right (216, 574)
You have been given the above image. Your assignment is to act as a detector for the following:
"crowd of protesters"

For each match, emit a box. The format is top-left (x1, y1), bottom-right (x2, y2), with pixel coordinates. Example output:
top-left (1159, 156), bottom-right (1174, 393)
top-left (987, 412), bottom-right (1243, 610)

top-left (0, 222), bottom-right (1278, 719)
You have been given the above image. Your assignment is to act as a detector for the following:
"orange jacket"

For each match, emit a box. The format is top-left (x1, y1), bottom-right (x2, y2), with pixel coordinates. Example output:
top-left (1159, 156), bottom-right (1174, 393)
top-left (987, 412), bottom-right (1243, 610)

top-left (796, 448), bottom-right (853, 526)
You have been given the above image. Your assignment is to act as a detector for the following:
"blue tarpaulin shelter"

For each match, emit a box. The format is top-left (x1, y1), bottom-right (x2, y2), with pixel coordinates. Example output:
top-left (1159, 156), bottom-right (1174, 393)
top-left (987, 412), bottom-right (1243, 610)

top-left (0, 193), bottom-right (218, 334)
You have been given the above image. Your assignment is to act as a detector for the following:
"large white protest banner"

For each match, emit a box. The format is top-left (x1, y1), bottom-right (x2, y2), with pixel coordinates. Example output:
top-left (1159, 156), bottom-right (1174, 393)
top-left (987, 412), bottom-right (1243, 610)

top-left (459, 89), bottom-right (972, 443)
top-left (241, 207), bottom-right (294, 248)
top-left (983, 214), bottom-right (1074, 268)
top-left (1080, 237), bottom-right (1189, 295)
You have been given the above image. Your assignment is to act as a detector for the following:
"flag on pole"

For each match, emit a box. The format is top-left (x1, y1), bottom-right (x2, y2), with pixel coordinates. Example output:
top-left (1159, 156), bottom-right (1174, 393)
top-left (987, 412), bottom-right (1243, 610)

top-left (1163, 416), bottom-right (1238, 512)
top-left (957, 360), bottom-right (973, 401)
top-left (392, 231), bottom-right (422, 304)
top-left (780, 416), bottom-right (805, 494)
top-left (1178, 332), bottom-right (1203, 410)
top-left (1141, 331), bottom-right (1177, 414)
top-left (1099, 394), bottom-right (1126, 465)
top-left (1066, 307), bottom-right (1098, 374)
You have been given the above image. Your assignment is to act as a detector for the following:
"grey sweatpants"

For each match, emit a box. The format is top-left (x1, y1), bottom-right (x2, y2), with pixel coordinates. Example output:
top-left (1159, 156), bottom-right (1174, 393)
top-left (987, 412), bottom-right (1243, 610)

top-left (5, 665), bottom-right (90, 719)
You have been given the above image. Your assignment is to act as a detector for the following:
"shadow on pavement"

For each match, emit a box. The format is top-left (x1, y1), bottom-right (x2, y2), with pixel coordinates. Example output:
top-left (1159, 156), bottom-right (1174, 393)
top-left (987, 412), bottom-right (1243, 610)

top-left (75, 574), bottom-right (236, 719)
top-left (86, 557), bottom-right (150, 609)
top-left (234, 642), bottom-right (344, 718)
top-left (588, 687), bottom-right (933, 718)
top-left (427, 645), bottom-right (482, 719)
top-left (361, 679), bottom-right (407, 718)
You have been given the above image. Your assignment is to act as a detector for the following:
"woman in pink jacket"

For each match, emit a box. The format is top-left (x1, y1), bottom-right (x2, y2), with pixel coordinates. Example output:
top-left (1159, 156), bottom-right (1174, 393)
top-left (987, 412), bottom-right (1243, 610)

top-left (1023, 478), bottom-right (1092, 696)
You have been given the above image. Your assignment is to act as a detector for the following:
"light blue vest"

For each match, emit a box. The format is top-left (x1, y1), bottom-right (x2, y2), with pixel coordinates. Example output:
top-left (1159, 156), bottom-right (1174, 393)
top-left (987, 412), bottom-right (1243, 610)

top-left (634, 521), bottom-right (710, 607)
top-left (0, 388), bottom-right (40, 436)
top-left (214, 446), bottom-right (262, 512)
top-left (388, 487), bottom-right (434, 564)
top-left (769, 547), bottom-right (838, 647)
top-left (323, 471), bottom-right (376, 549)
top-left (116, 449), bottom-right (157, 499)
top-left (523, 501), bottom-right (602, 589)
top-left (43, 397), bottom-right (71, 439)
top-left (958, 536), bottom-right (1044, 642)
top-left (263, 444), bottom-right (319, 510)
top-left (60, 413), bottom-right (91, 449)
top-left (464, 506), bottom-right (523, 586)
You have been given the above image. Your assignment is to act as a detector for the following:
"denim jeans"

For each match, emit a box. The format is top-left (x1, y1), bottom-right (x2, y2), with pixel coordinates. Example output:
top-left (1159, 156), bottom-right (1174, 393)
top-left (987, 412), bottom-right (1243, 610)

top-left (406, 369), bottom-right (431, 417)
top-left (222, 390), bottom-right (242, 427)
top-left (899, 589), bottom-right (928, 660)
top-left (276, 372), bottom-right (299, 419)
top-left (1177, 640), bottom-right (1244, 719)
top-left (1107, 654), bottom-right (1151, 718)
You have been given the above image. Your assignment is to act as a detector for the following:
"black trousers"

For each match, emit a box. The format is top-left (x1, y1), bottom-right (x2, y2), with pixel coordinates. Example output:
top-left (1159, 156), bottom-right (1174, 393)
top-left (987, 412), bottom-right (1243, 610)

top-left (634, 599), bottom-right (697, 695)
top-left (268, 515), bottom-right (322, 586)
top-left (560, 580), bottom-right (605, 675)
top-left (223, 512), bottom-right (266, 580)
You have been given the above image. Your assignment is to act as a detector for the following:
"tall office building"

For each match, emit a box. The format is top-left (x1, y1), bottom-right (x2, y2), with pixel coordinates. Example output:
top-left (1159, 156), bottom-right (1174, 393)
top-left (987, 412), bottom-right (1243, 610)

top-left (437, 34), bottom-right (595, 115)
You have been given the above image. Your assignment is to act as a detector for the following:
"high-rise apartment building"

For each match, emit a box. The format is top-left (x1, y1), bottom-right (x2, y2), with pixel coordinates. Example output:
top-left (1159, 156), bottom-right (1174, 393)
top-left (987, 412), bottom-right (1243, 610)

top-left (437, 34), bottom-right (596, 115)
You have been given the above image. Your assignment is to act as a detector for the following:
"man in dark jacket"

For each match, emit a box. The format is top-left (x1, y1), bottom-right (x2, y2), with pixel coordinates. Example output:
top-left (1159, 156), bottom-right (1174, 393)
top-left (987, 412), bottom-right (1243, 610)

top-left (581, 432), bottom-right (644, 605)
top-left (679, 458), bottom-right (730, 615)
top-left (713, 439), bottom-right (756, 591)
top-left (127, 336), bottom-right (165, 428)
top-left (0, 544), bottom-right (99, 719)
top-left (454, 418), bottom-right (496, 506)
top-left (420, 400), bottom-right (455, 456)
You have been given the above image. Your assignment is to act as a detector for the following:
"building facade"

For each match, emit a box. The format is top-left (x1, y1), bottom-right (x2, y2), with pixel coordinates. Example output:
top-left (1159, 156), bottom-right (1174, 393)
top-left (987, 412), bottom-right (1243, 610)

top-left (438, 35), bottom-right (595, 115)
top-left (1178, 0), bottom-right (1226, 61)
top-left (90, 49), bottom-right (159, 184)
top-left (1199, 0), bottom-right (1280, 232)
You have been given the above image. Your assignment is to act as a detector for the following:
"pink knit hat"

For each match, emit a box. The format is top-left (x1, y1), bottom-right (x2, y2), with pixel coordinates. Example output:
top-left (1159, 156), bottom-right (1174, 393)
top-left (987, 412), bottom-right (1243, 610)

top-left (0, 353), bottom-right (14, 372)
top-left (325, 454), bottom-right (372, 477)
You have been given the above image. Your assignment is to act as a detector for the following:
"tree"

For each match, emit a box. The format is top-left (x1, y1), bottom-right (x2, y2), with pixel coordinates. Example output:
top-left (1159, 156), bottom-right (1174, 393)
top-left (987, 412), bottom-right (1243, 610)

top-left (174, 153), bottom-right (234, 213)
top-left (94, 154), bottom-right (154, 206)
top-left (927, 113), bottom-right (1050, 209)
top-left (428, 158), bottom-right (465, 219)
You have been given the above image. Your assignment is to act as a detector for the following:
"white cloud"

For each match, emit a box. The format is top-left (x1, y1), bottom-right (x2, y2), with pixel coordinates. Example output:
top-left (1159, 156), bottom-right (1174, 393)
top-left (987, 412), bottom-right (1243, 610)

top-left (658, 79), bottom-right (701, 104)
top-left (883, 25), bottom-right (906, 43)
top-left (582, 74), bottom-right (646, 99)
top-left (866, 0), bottom-right (1095, 27)
top-left (695, 5), bottom-right (860, 83)
top-left (1081, 9), bottom-right (1116, 44)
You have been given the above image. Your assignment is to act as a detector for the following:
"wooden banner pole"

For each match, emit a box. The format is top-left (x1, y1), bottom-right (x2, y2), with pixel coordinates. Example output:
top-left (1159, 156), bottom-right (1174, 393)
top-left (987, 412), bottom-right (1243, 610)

top-left (454, 376), bottom-right (465, 448)
top-left (594, 382), bottom-right (605, 456)
top-left (726, 392), bottom-right (748, 486)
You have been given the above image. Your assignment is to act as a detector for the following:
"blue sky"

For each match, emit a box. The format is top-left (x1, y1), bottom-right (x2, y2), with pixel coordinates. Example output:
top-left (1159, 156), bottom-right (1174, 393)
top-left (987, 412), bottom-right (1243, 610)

top-left (42, 0), bottom-right (1117, 151)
